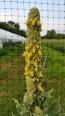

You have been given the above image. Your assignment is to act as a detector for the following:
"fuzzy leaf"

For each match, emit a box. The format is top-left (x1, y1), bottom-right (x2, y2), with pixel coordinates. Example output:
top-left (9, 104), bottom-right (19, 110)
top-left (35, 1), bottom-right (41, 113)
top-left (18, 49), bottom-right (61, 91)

top-left (47, 99), bottom-right (61, 116)
top-left (11, 112), bottom-right (16, 116)
top-left (26, 77), bottom-right (35, 93)
top-left (44, 88), bottom-right (53, 99)
top-left (23, 92), bottom-right (34, 109)
top-left (21, 112), bottom-right (32, 116)
top-left (13, 98), bottom-right (28, 116)
top-left (33, 106), bottom-right (43, 116)
top-left (60, 113), bottom-right (65, 116)
top-left (44, 114), bottom-right (48, 116)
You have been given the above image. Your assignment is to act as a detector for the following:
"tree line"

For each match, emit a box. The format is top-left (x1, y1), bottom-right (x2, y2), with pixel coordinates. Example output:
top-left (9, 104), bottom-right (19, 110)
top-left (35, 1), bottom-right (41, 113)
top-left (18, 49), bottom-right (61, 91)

top-left (0, 22), bottom-right (65, 39)
top-left (0, 21), bottom-right (26, 37)
top-left (42, 30), bottom-right (65, 39)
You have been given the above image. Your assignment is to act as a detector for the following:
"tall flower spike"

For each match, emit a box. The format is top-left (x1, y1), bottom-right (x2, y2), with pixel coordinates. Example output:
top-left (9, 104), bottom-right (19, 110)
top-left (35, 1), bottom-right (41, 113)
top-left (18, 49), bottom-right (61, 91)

top-left (12, 7), bottom-right (62, 116)
top-left (23, 7), bottom-right (43, 92)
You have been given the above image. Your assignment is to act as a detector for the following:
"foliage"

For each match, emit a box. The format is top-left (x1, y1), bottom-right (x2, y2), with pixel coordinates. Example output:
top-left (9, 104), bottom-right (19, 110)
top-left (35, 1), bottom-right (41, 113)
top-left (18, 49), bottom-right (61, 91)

top-left (0, 42), bottom-right (25, 57)
top-left (42, 39), bottom-right (65, 53)
top-left (8, 21), bottom-right (20, 30)
top-left (42, 30), bottom-right (65, 39)
top-left (0, 21), bottom-right (26, 37)
top-left (12, 88), bottom-right (63, 116)
top-left (0, 42), bottom-right (65, 115)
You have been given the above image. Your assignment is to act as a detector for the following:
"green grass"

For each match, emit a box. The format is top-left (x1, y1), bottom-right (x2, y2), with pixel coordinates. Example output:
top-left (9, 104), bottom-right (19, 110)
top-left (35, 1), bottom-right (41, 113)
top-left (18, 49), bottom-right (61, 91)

top-left (41, 45), bottom-right (65, 113)
top-left (0, 55), bottom-right (26, 116)
top-left (42, 45), bottom-right (65, 80)
top-left (0, 41), bottom-right (65, 115)
top-left (42, 39), bottom-right (65, 53)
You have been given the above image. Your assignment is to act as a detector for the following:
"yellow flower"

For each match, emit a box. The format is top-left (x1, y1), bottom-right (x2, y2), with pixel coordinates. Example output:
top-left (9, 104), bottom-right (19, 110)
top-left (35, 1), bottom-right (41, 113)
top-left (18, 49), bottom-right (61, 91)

top-left (30, 71), bottom-right (34, 77)
top-left (38, 50), bottom-right (42, 56)
top-left (30, 43), bottom-right (32, 46)
top-left (28, 52), bottom-right (32, 58)
top-left (36, 78), bottom-right (39, 82)
top-left (30, 60), bottom-right (34, 64)
top-left (35, 67), bottom-right (38, 72)
top-left (34, 62), bottom-right (38, 67)
top-left (37, 46), bottom-right (39, 48)
top-left (32, 20), bottom-right (36, 26)
top-left (25, 66), bottom-right (28, 71)
top-left (32, 47), bottom-right (35, 53)
top-left (26, 60), bottom-right (30, 67)
top-left (27, 60), bottom-right (30, 66)
top-left (31, 18), bottom-right (38, 26)
top-left (25, 76), bottom-right (29, 78)
top-left (23, 52), bottom-right (27, 57)
top-left (24, 71), bottom-right (28, 76)
top-left (25, 46), bottom-right (29, 51)
top-left (32, 78), bottom-right (36, 82)
top-left (39, 72), bottom-right (43, 77)
top-left (37, 83), bottom-right (43, 92)
top-left (34, 40), bottom-right (36, 43)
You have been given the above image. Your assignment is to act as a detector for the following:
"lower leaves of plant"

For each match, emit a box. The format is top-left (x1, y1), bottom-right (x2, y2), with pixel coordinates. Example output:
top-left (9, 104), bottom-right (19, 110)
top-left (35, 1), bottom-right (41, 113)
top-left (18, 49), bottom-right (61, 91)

top-left (12, 7), bottom-right (65, 116)
top-left (12, 88), bottom-right (63, 116)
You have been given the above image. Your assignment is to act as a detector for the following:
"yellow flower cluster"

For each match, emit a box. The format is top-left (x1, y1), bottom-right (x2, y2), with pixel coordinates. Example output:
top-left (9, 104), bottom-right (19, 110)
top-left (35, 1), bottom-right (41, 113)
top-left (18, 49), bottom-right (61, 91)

top-left (30, 71), bottom-right (34, 77)
top-left (26, 18), bottom-right (41, 27)
top-left (37, 83), bottom-right (43, 92)
top-left (23, 51), bottom-right (32, 59)
top-left (35, 67), bottom-right (38, 72)
top-left (32, 77), bottom-right (39, 83)
top-left (26, 60), bottom-right (30, 67)
top-left (22, 51), bottom-right (27, 57)
top-left (38, 50), bottom-right (42, 56)
top-left (34, 62), bottom-right (38, 67)
top-left (28, 52), bottom-right (32, 59)
top-left (32, 47), bottom-right (35, 53)
top-left (24, 71), bottom-right (28, 76)
top-left (25, 46), bottom-right (29, 51)
top-left (23, 7), bottom-right (43, 93)
top-left (39, 72), bottom-right (43, 77)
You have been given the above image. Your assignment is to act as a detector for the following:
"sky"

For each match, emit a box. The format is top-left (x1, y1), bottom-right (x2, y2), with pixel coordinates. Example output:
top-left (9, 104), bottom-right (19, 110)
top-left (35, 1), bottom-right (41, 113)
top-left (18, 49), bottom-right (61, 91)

top-left (0, 0), bottom-right (65, 36)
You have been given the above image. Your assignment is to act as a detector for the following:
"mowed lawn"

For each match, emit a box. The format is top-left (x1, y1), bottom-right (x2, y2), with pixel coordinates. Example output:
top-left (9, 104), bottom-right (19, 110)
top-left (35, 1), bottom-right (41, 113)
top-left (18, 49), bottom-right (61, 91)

top-left (0, 40), bottom-right (65, 115)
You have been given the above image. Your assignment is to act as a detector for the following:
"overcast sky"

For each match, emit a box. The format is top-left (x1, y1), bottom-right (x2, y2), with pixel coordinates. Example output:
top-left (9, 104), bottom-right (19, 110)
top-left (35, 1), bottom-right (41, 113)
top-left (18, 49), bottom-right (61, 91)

top-left (0, 0), bottom-right (65, 36)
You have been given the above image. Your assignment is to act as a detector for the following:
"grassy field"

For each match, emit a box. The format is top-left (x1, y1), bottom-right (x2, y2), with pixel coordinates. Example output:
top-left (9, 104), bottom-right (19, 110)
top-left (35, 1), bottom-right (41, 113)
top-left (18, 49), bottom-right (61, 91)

top-left (42, 39), bottom-right (65, 53)
top-left (0, 40), bottom-right (65, 115)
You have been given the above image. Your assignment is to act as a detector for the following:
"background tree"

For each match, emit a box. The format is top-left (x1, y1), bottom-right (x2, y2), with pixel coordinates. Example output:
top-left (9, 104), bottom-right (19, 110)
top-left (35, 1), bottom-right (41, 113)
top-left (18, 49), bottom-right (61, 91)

top-left (41, 30), bottom-right (65, 39)
top-left (0, 21), bottom-right (26, 37)
top-left (7, 21), bottom-right (15, 28)
top-left (14, 23), bottom-right (20, 30)
top-left (47, 30), bottom-right (56, 39)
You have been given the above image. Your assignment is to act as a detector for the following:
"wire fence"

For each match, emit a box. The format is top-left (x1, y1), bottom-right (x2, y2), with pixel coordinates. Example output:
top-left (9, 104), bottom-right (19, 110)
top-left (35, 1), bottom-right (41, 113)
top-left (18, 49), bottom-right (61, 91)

top-left (0, 0), bottom-right (65, 115)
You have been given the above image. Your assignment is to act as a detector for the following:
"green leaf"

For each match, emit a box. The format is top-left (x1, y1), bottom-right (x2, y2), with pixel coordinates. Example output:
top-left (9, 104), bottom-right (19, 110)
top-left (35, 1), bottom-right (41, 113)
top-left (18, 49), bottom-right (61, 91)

top-left (44, 114), bottom-right (48, 116)
top-left (47, 99), bottom-right (61, 116)
top-left (11, 112), bottom-right (16, 116)
top-left (60, 113), bottom-right (65, 116)
top-left (13, 98), bottom-right (28, 116)
top-left (22, 112), bottom-right (32, 116)
top-left (33, 106), bottom-right (43, 116)
top-left (44, 88), bottom-right (53, 100)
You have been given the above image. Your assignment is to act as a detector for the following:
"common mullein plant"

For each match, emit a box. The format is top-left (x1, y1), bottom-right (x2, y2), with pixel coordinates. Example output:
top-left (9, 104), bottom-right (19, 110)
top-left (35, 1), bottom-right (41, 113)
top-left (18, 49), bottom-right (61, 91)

top-left (12, 7), bottom-right (65, 116)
